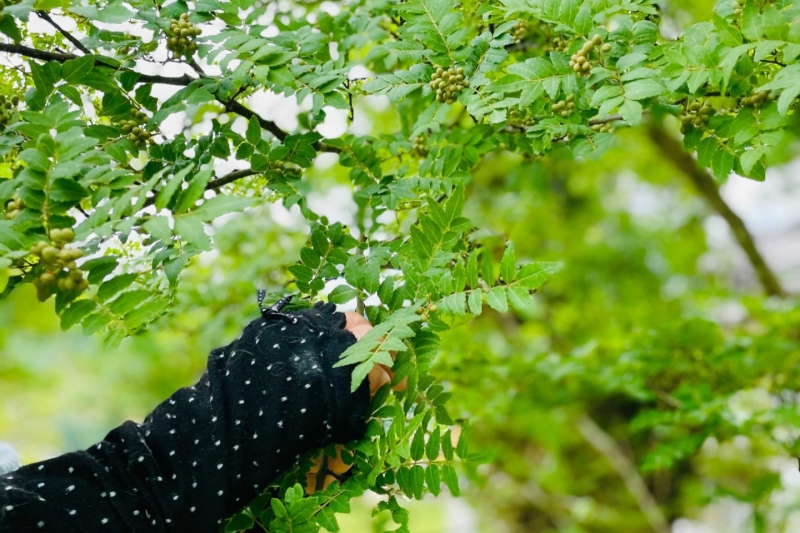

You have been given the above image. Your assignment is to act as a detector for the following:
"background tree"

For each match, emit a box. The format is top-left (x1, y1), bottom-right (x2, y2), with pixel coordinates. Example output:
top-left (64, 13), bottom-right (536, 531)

top-left (1, 0), bottom-right (799, 531)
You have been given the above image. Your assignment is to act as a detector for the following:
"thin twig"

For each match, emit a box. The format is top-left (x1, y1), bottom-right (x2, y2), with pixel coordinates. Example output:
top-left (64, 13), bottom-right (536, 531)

top-left (36, 11), bottom-right (91, 54)
top-left (206, 168), bottom-right (259, 190)
top-left (648, 126), bottom-right (785, 297)
top-left (576, 415), bottom-right (671, 533)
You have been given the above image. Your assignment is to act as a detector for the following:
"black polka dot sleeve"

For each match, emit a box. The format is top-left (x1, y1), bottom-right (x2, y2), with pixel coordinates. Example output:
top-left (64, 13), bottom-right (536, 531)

top-left (0, 302), bottom-right (370, 532)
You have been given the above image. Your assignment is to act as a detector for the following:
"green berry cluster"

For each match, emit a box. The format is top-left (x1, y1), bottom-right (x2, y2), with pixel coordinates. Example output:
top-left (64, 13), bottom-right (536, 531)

top-left (731, 0), bottom-right (742, 15)
top-left (570, 35), bottom-right (610, 75)
top-left (0, 94), bottom-right (19, 128)
top-left (415, 303), bottom-right (438, 323)
top-left (740, 90), bottom-right (771, 107)
top-left (507, 107), bottom-right (536, 128)
top-left (680, 100), bottom-right (713, 128)
top-left (4, 194), bottom-right (23, 219)
top-left (272, 160), bottom-right (302, 177)
top-left (120, 108), bottom-right (152, 146)
top-left (429, 66), bottom-right (469, 104)
top-left (166, 13), bottom-right (200, 57)
top-left (550, 37), bottom-right (570, 52)
top-left (513, 21), bottom-right (528, 42)
top-left (29, 228), bottom-right (88, 301)
top-left (591, 122), bottom-right (613, 133)
top-left (550, 94), bottom-right (576, 118)
top-left (410, 135), bottom-right (429, 157)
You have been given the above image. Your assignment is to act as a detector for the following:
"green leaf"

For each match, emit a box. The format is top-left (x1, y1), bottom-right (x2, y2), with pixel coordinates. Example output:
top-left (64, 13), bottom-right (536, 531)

top-left (486, 286), bottom-right (508, 313)
top-left (246, 115), bottom-right (262, 145)
top-left (60, 299), bottom-right (98, 330)
top-left (97, 273), bottom-right (138, 302)
top-left (108, 290), bottom-right (152, 315)
top-left (271, 498), bottom-right (288, 519)
top-left (191, 194), bottom-right (254, 221)
top-left (410, 427), bottom-right (425, 461)
top-left (174, 216), bottom-right (211, 251)
top-left (516, 262), bottom-right (561, 290)
top-left (61, 56), bottom-right (94, 85)
top-left (623, 79), bottom-right (666, 101)
top-left (174, 170), bottom-right (212, 213)
top-left (0, 16), bottom-right (22, 42)
top-left (467, 290), bottom-right (483, 316)
top-left (466, 252), bottom-right (479, 288)
top-left (123, 298), bottom-right (167, 329)
top-left (155, 165), bottom-right (195, 210)
top-left (316, 508), bottom-right (339, 532)
top-left (143, 216), bottom-right (172, 243)
top-left (425, 464), bottom-right (441, 496)
top-left (507, 285), bottom-right (533, 312)
top-left (619, 99), bottom-right (643, 126)
top-left (442, 464), bottom-right (460, 496)
top-left (328, 284), bottom-right (357, 304)
top-left (500, 242), bottom-right (516, 283)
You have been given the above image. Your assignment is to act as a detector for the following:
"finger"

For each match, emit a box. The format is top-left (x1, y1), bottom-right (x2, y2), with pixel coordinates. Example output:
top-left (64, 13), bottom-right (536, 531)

top-left (344, 312), bottom-right (371, 331)
top-left (368, 364), bottom-right (391, 396)
top-left (348, 324), bottom-right (373, 341)
top-left (305, 472), bottom-right (337, 495)
top-left (307, 454), bottom-right (323, 474)
top-left (327, 445), bottom-right (353, 475)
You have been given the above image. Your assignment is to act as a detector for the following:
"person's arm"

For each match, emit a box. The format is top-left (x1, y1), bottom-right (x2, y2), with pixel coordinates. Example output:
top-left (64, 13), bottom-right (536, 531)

top-left (0, 302), bottom-right (370, 533)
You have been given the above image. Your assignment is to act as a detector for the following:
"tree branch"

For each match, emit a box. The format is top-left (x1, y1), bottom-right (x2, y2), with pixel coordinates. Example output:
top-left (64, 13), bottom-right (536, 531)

top-left (0, 42), bottom-right (77, 62)
top-left (223, 99), bottom-right (288, 142)
top-left (207, 168), bottom-right (259, 190)
top-left (35, 11), bottom-right (91, 55)
top-left (648, 126), bottom-right (785, 298)
top-left (576, 415), bottom-right (671, 533)
top-left (0, 42), bottom-right (290, 142)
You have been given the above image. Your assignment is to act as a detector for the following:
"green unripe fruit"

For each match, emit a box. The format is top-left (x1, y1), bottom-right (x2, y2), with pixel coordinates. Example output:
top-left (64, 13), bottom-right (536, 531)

top-left (592, 35), bottom-right (602, 45)
top-left (10, 96), bottom-right (18, 105)
top-left (560, 110), bottom-right (569, 117)
top-left (41, 247), bottom-right (58, 262)
top-left (77, 279), bottom-right (89, 292)
top-left (69, 268), bottom-right (83, 281)
top-left (63, 277), bottom-right (76, 291)
top-left (429, 304), bottom-right (438, 312)
top-left (62, 228), bottom-right (75, 243)
top-left (582, 62), bottom-right (591, 72)
top-left (40, 272), bottom-right (55, 285)
top-left (573, 63), bottom-right (582, 72)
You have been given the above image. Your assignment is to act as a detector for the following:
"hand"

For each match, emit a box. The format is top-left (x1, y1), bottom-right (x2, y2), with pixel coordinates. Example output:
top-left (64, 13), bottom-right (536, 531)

top-left (304, 311), bottom-right (401, 494)
top-left (343, 311), bottom-right (395, 397)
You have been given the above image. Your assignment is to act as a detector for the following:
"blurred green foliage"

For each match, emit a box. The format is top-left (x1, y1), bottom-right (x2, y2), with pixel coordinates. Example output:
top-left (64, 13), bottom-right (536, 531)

top-left (1, 0), bottom-right (800, 531)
